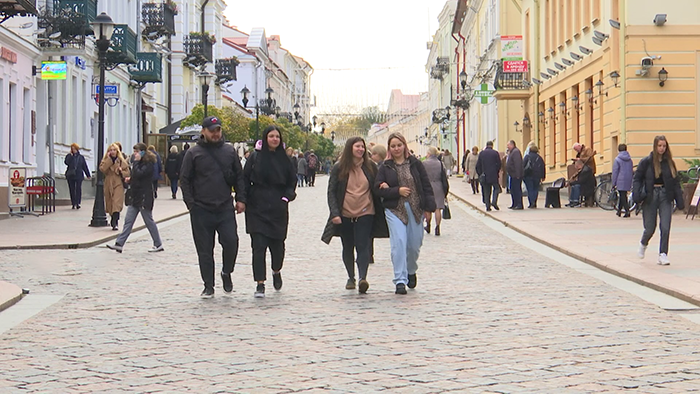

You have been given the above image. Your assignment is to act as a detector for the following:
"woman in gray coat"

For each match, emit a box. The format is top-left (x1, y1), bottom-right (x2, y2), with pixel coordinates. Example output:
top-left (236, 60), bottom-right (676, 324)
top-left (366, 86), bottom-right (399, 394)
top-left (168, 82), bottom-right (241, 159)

top-left (422, 147), bottom-right (449, 236)
top-left (296, 153), bottom-right (307, 187)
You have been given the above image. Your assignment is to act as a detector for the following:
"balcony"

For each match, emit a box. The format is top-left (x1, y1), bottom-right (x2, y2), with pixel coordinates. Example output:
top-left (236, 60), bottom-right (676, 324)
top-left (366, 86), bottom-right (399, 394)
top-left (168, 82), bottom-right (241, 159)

top-left (215, 57), bottom-right (239, 85)
top-left (430, 57), bottom-right (450, 80)
top-left (493, 61), bottom-right (531, 101)
top-left (36, 1), bottom-right (95, 54)
top-left (105, 25), bottom-right (137, 66)
top-left (0, 0), bottom-right (39, 23)
top-left (183, 33), bottom-right (214, 68)
top-left (130, 52), bottom-right (162, 83)
top-left (142, 1), bottom-right (176, 39)
top-left (52, 0), bottom-right (96, 34)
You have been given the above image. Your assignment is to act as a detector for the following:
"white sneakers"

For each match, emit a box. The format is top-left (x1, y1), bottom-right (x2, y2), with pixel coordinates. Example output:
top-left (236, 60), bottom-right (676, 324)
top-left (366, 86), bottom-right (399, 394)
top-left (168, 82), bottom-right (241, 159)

top-left (658, 253), bottom-right (670, 266)
top-left (637, 243), bottom-right (647, 259)
top-left (148, 245), bottom-right (164, 253)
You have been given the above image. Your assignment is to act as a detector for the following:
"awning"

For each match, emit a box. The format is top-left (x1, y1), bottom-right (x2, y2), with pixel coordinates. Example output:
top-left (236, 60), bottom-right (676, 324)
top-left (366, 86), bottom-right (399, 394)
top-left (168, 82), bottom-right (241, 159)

top-left (158, 119), bottom-right (183, 135)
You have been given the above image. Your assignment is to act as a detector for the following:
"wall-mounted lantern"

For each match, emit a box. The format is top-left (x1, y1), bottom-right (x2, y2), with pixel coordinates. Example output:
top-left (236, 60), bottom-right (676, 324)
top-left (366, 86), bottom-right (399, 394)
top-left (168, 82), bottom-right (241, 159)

top-left (658, 67), bottom-right (668, 87)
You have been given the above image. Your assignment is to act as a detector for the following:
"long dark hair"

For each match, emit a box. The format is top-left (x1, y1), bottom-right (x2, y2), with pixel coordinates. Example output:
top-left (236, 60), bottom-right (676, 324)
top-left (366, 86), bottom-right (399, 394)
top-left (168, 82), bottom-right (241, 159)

top-left (652, 135), bottom-right (677, 178)
top-left (257, 125), bottom-right (290, 185)
top-left (338, 137), bottom-right (374, 179)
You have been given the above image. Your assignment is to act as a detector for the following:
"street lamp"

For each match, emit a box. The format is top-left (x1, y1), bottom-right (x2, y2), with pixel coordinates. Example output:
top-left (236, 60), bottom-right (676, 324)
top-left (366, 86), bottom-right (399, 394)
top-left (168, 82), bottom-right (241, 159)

top-left (330, 130), bottom-right (336, 141)
top-left (658, 67), bottom-right (668, 87)
top-left (293, 102), bottom-right (300, 121)
top-left (89, 12), bottom-right (115, 228)
top-left (320, 122), bottom-right (326, 134)
top-left (199, 72), bottom-right (216, 117)
top-left (240, 85), bottom-right (262, 141)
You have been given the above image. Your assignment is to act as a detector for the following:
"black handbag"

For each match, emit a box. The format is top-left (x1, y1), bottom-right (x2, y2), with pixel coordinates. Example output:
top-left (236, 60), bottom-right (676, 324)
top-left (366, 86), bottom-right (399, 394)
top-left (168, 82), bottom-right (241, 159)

top-left (442, 202), bottom-right (451, 219)
top-left (124, 187), bottom-right (133, 206)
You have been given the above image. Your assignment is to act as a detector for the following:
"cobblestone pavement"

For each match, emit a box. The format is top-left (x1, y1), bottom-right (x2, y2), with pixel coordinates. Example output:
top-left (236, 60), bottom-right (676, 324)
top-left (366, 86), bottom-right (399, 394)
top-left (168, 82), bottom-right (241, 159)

top-left (2, 175), bottom-right (700, 393)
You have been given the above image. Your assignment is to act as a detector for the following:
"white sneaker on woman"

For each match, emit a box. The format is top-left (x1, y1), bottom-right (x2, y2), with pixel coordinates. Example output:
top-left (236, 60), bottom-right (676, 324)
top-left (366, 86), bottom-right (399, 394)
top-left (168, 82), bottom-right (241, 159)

top-left (637, 243), bottom-right (647, 259)
top-left (657, 253), bottom-right (670, 266)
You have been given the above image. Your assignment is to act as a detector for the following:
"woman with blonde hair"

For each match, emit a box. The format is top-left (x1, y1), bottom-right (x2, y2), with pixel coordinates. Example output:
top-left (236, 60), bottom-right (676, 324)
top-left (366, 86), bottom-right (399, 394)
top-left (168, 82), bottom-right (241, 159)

top-left (465, 146), bottom-right (480, 194)
top-left (100, 143), bottom-right (130, 230)
top-left (633, 135), bottom-right (684, 265)
top-left (375, 133), bottom-right (436, 294)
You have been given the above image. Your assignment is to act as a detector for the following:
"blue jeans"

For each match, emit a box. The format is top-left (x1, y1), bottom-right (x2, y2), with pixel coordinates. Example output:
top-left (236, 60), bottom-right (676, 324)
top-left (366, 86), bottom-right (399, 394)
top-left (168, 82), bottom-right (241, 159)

top-left (115, 205), bottom-right (162, 248)
top-left (523, 177), bottom-right (540, 207)
top-left (569, 184), bottom-right (581, 205)
top-left (385, 202), bottom-right (423, 285)
top-left (168, 175), bottom-right (178, 197)
top-left (297, 174), bottom-right (305, 187)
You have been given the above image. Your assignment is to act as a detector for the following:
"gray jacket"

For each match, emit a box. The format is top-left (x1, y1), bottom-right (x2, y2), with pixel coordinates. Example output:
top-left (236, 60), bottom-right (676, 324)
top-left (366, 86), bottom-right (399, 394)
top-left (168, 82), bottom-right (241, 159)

top-left (297, 157), bottom-right (307, 175)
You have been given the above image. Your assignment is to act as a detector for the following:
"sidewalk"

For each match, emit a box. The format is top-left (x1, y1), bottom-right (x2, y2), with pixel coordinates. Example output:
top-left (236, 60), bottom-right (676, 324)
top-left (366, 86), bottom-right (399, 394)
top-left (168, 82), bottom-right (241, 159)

top-left (448, 176), bottom-right (700, 306)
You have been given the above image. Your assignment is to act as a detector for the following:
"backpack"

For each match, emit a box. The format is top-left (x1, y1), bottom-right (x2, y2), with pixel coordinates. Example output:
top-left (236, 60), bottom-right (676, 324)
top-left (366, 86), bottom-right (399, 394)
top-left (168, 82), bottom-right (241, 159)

top-left (308, 155), bottom-right (317, 169)
top-left (523, 156), bottom-right (533, 177)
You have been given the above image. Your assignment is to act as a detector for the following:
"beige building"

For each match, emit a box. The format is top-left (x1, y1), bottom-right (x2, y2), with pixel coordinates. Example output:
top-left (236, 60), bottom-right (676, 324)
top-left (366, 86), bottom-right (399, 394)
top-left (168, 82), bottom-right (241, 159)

top-left (519, 0), bottom-right (700, 181)
top-left (366, 90), bottom-right (430, 157)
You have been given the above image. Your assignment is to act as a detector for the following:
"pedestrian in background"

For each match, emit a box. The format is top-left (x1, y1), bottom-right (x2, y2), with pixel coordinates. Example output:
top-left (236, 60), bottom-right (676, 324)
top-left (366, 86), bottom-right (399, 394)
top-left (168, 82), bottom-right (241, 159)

top-left (99, 143), bottom-right (130, 231)
top-left (461, 150), bottom-right (469, 179)
top-left (296, 153), bottom-right (307, 187)
top-left (422, 147), bottom-right (449, 236)
top-left (64, 143), bottom-right (91, 210)
top-left (286, 147), bottom-right (297, 172)
top-left (244, 125), bottom-right (297, 298)
top-left (107, 143), bottom-right (163, 254)
top-left (633, 135), bottom-right (684, 265)
top-left (165, 145), bottom-right (181, 199)
top-left (180, 116), bottom-right (246, 298)
top-left (307, 150), bottom-right (318, 186)
top-left (322, 137), bottom-right (388, 294)
top-left (375, 133), bottom-right (436, 295)
top-left (465, 146), bottom-right (479, 193)
top-left (442, 149), bottom-right (455, 176)
top-left (522, 144), bottom-right (545, 208)
top-left (148, 145), bottom-right (163, 199)
top-left (612, 143), bottom-right (633, 217)
top-left (369, 143), bottom-right (387, 265)
top-left (476, 141), bottom-right (501, 211)
top-left (506, 140), bottom-right (524, 210)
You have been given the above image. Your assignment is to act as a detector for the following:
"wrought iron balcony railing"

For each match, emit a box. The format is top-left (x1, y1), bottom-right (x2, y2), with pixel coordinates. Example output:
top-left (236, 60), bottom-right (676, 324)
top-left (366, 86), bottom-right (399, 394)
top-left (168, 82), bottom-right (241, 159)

top-left (142, 2), bottom-right (176, 38)
top-left (0, 0), bottom-right (39, 23)
top-left (105, 24), bottom-right (138, 66)
top-left (430, 56), bottom-right (450, 80)
top-left (184, 33), bottom-right (214, 67)
top-left (37, 1), bottom-right (93, 51)
top-left (130, 52), bottom-right (163, 83)
top-left (494, 61), bottom-right (530, 90)
top-left (52, 0), bottom-right (96, 34)
top-left (215, 58), bottom-right (239, 85)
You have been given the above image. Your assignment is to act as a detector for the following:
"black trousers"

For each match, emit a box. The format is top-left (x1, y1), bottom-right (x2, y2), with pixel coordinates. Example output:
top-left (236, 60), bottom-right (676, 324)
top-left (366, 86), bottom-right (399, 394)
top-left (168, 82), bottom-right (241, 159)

top-left (307, 170), bottom-right (316, 186)
top-left (251, 233), bottom-right (285, 282)
top-left (67, 179), bottom-right (82, 206)
top-left (339, 215), bottom-right (374, 281)
top-left (618, 190), bottom-right (630, 214)
top-left (190, 207), bottom-right (239, 289)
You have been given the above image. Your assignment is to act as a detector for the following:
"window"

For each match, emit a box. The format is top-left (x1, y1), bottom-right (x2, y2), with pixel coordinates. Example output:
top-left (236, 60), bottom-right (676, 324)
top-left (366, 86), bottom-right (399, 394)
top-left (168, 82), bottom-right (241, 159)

top-left (9, 83), bottom-right (17, 162)
top-left (0, 78), bottom-right (4, 161)
top-left (23, 88), bottom-right (31, 163)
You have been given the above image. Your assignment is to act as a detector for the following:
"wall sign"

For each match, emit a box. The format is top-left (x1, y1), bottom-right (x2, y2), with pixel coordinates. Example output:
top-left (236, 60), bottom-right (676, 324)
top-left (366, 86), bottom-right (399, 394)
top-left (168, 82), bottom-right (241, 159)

top-left (1, 47), bottom-right (18, 63)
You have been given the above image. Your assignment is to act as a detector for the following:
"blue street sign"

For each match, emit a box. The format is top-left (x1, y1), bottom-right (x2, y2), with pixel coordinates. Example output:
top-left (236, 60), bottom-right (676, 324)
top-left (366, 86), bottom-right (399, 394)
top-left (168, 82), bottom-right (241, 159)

top-left (95, 85), bottom-right (119, 96)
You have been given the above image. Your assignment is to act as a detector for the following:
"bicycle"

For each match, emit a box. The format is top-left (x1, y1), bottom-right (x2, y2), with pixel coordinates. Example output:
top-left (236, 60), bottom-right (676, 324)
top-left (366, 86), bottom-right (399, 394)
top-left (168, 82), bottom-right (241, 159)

top-left (594, 180), bottom-right (617, 210)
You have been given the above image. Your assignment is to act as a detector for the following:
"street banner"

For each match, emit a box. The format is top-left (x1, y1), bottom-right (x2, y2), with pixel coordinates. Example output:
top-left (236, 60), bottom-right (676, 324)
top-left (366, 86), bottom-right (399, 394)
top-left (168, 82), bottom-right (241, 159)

top-left (501, 35), bottom-right (523, 61)
top-left (8, 167), bottom-right (27, 209)
top-left (504, 60), bottom-right (529, 73)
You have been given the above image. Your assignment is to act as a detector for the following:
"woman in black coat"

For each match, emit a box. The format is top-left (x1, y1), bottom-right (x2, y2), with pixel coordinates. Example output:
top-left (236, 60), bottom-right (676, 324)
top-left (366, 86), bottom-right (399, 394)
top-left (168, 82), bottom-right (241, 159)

top-left (64, 143), bottom-right (91, 209)
top-left (375, 133), bottom-right (436, 295)
top-left (321, 137), bottom-right (388, 294)
top-left (244, 125), bottom-right (297, 298)
top-left (107, 143), bottom-right (163, 253)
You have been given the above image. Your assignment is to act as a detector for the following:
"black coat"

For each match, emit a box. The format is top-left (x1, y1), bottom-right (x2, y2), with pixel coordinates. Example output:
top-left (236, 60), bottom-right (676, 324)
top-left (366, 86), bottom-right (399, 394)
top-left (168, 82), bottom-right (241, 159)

top-left (476, 147), bottom-right (501, 184)
top-left (570, 164), bottom-right (596, 198)
top-left (321, 162), bottom-right (389, 244)
top-left (244, 151), bottom-right (297, 240)
top-left (64, 152), bottom-right (90, 180)
top-left (129, 158), bottom-right (155, 210)
top-left (165, 153), bottom-right (181, 179)
top-left (374, 156), bottom-right (436, 213)
top-left (632, 153), bottom-right (684, 209)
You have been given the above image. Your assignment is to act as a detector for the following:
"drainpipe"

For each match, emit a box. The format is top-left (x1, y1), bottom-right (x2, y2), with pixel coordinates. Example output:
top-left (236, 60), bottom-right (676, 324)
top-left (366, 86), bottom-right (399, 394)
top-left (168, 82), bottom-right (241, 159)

top-left (533, 0), bottom-right (541, 143)
top-left (619, 0), bottom-right (627, 143)
top-left (200, 0), bottom-right (209, 34)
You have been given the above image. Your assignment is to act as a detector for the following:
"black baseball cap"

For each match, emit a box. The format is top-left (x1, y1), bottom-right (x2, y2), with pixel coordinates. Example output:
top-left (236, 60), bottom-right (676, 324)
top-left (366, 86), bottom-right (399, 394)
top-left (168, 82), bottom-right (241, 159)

top-left (202, 116), bottom-right (222, 130)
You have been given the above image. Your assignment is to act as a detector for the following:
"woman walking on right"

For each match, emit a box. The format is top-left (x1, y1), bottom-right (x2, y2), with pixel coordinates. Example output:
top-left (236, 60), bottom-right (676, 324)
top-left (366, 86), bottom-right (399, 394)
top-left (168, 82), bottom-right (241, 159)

top-left (633, 136), bottom-right (684, 265)
top-left (465, 146), bottom-right (480, 194)
top-left (422, 147), bottom-right (448, 236)
top-left (99, 143), bottom-right (130, 230)
top-left (612, 143), bottom-right (633, 217)
top-left (322, 137), bottom-right (387, 294)
top-left (375, 133), bottom-right (436, 295)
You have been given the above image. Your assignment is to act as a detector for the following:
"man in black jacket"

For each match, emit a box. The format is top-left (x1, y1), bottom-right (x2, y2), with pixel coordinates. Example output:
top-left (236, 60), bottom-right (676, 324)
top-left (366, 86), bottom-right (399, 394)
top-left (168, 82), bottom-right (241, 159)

top-left (505, 140), bottom-right (524, 209)
top-left (476, 141), bottom-right (502, 211)
top-left (180, 116), bottom-right (247, 298)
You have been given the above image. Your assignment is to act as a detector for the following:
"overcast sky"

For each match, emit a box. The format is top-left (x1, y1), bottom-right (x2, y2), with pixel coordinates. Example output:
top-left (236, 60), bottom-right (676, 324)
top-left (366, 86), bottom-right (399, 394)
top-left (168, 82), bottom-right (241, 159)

top-left (223, 0), bottom-right (452, 115)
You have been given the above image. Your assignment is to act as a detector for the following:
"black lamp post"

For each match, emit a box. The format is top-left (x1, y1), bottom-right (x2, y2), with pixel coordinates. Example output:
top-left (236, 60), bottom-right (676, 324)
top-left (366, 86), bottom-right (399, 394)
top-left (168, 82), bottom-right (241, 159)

top-left (320, 122), bottom-right (326, 134)
top-left (293, 102), bottom-right (300, 121)
top-left (330, 131), bottom-right (336, 142)
top-left (199, 72), bottom-right (215, 117)
top-left (240, 85), bottom-right (260, 141)
top-left (89, 12), bottom-right (115, 228)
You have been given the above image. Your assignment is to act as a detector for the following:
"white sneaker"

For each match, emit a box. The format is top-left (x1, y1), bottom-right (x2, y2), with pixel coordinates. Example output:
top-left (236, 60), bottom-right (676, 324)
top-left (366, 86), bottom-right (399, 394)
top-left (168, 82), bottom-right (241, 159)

top-left (148, 245), bottom-right (164, 253)
top-left (658, 253), bottom-right (670, 265)
top-left (637, 243), bottom-right (647, 259)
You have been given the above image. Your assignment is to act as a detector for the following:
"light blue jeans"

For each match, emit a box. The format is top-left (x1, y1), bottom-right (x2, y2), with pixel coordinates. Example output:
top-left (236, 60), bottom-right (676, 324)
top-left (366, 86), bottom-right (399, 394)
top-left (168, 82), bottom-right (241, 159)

top-left (385, 202), bottom-right (424, 285)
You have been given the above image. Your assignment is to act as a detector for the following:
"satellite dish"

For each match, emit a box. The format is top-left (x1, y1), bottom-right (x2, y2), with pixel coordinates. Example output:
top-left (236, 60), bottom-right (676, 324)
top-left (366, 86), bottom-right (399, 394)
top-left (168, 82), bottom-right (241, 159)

top-left (49, 32), bottom-right (61, 39)
top-left (554, 62), bottom-right (566, 70)
top-left (592, 37), bottom-right (604, 46)
top-left (532, 78), bottom-right (542, 85)
top-left (547, 68), bottom-right (558, 76)
top-left (579, 46), bottom-right (592, 55)
top-left (562, 58), bottom-right (575, 66)
top-left (593, 30), bottom-right (609, 40)
top-left (570, 52), bottom-right (583, 61)
top-left (609, 19), bottom-right (621, 30)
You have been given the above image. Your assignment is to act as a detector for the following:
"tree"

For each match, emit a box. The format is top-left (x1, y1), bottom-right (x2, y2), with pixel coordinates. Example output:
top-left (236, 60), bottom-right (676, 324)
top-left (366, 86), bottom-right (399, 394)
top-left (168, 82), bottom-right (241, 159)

top-left (180, 104), bottom-right (250, 143)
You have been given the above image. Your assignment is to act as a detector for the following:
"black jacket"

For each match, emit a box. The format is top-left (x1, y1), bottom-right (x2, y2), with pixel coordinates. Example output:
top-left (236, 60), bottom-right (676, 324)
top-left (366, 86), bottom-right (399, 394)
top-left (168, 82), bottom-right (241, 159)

top-left (64, 152), bottom-right (90, 180)
top-left (374, 156), bottom-right (436, 213)
top-left (165, 153), bottom-right (181, 178)
top-left (523, 151), bottom-right (546, 180)
top-left (321, 162), bottom-right (389, 244)
top-left (632, 153), bottom-right (684, 209)
top-left (179, 139), bottom-right (246, 212)
top-left (570, 164), bottom-right (596, 198)
top-left (476, 147), bottom-right (501, 184)
top-left (129, 156), bottom-right (155, 210)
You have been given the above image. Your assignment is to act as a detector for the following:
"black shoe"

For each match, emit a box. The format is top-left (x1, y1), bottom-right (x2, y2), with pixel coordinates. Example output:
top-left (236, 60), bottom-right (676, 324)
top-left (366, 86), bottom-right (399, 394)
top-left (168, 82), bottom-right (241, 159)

top-left (345, 278), bottom-right (356, 290)
top-left (72, 205), bottom-right (75, 209)
top-left (395, 283), bottom-right (407, 295)
top-left (408, 274), bottom-right (417, 289)
top-left (172, 194), bottom-right (176, 199)
top-left (424, 225), bottom-right (430, 234)
top-left (486, 208), bottom-right (492, 212)
top-left (623, 212), bottom-right (631, 218)
top-left (508, 206), bottom-right (514, 209)
top-left (76, 205), bottom-right (80, 209)
top-left (616, 211), bottom-right (622, 217)
top-left (200, 286), bottom-right (214, 299)
top-left (513, 206), bottom-right (523, 210)
top-left (221, 272), bottom-right (233, 293)
top-left (273, 272), bottom-right (283, 290)
top-left (358, 279), bottom-right (369, 294)
top-left (254, 283), bottom-right (265, 298)
top-left (112, 226), bottom-right (118, 231)
top-left (435, 226), bottom-right (440, 236)
top-left (493, 204), bottom-right (499, 211)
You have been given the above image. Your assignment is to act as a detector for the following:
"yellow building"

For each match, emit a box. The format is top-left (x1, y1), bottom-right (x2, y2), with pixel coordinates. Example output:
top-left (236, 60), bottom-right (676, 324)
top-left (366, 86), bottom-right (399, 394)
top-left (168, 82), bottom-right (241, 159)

top-left (520, 0), bottom-right (700, 181)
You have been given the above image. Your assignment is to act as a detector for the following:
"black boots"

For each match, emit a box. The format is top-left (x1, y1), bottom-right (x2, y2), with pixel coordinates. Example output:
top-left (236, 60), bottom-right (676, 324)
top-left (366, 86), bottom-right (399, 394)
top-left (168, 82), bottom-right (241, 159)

top-left (110, 212), bottom-right (120, 230)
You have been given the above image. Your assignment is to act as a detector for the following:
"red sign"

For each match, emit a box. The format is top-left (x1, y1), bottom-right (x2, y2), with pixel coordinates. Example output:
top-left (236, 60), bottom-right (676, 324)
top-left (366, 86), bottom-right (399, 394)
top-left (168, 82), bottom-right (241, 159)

top-left (1, 47), bottom-right (17, 63)
top-left (26, 186), bottom-right (55, 195)
top-left (503, 60), bottom-right (528, 73)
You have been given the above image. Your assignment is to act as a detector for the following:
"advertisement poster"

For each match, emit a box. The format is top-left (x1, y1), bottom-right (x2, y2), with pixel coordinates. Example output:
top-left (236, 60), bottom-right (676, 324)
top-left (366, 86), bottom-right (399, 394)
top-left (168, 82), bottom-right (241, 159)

top-left (503, 60), bottom-right (529, 73)
top-left (8, 167), bottom-right (26, 209)
top-left (501, 35), bottom-right (523, 61)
